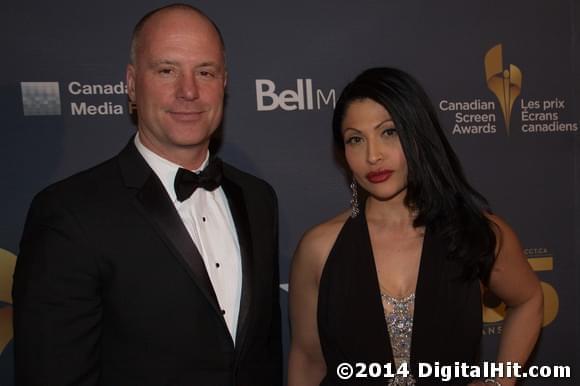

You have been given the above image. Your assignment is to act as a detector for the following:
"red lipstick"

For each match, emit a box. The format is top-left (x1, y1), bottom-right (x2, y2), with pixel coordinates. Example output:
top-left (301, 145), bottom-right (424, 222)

top-left (365, 169), bottom-right (393, 183)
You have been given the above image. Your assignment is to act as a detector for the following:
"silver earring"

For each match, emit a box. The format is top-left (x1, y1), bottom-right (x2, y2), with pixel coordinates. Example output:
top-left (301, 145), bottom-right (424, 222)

top-left (350, 178), bottom-right (360, 218)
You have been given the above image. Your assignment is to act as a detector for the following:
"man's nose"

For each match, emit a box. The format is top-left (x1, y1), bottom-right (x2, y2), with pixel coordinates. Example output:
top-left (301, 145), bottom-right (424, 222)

top-left (176, 73), bottom-right (199, 100)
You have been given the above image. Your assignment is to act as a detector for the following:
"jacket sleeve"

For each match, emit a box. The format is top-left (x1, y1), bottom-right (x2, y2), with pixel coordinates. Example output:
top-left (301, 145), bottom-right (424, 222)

top-left (267, 184), bottom-right (283, 386)
top-left (13, 190), bottom-right (102, 386)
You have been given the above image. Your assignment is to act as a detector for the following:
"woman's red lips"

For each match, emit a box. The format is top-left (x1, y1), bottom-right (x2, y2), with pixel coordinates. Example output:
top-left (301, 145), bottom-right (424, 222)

top-left (366, 170), bottom-right (393, 183)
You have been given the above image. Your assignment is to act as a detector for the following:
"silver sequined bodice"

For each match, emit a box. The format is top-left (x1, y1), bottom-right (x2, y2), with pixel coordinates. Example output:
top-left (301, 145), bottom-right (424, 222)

top-left (381, 292), bottom-right (417, 386)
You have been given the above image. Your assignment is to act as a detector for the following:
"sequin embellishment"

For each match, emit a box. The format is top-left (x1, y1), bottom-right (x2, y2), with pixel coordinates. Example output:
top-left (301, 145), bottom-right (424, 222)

top-left (381, 292), bottom-right (416, 385)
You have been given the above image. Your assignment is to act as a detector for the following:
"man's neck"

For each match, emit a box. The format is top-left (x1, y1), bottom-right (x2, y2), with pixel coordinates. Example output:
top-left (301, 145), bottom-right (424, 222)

top-left (137, 131), bottom-right (209, 170)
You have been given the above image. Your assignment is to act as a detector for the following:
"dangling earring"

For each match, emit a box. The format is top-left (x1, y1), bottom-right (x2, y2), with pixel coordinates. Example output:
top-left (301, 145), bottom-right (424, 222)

top-left (350, 177), bottom-right (360, 218)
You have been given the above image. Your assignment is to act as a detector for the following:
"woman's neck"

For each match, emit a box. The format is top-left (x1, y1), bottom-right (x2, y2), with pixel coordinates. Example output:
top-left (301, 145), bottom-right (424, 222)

top-left (364, 195), bottom-right (417, 232)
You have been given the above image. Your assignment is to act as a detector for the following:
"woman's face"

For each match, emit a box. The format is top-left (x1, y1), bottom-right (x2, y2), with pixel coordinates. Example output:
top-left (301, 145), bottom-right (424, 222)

top-left (342, 98), bottom-right (408, 202)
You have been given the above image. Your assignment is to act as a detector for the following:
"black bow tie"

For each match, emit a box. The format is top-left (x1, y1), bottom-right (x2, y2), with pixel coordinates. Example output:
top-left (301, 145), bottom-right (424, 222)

top-left (174, 157), bottom-right (223, 202)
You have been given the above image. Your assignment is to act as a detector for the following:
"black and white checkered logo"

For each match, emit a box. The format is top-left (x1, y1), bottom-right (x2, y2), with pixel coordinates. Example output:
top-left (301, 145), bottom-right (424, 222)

top-left (20, 82), bottom-right (61, 116)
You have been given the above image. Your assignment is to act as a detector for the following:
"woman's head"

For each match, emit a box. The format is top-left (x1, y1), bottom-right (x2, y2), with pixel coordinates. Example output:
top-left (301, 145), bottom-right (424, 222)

top-left (333, 68), bottom-right (496, 281)
top-left (333, 67), bottom-right (479, 222)
top-left (339, 98), bottom-right (408, 204)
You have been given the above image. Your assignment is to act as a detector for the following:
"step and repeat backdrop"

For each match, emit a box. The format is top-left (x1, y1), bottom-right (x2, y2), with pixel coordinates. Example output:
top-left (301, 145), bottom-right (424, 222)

top-left (1, 1), bottom-right (578, 384)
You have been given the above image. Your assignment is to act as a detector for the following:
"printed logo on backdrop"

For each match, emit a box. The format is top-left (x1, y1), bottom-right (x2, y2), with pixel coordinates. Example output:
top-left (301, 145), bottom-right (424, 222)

top-left (482, 249), bottom-right (559, 336)
top-left (20, 81), bottom-right (135, 117)
top-left (439, 44), bottom-right (578, 135)
top-left (255, 79), bottom-right (336, 111)
top-left (484, 44), bottom-right (521, 135)
top-left (0, 248), bottom-right (16, 355)
top-left (21, 82), bottom-right (61, 116)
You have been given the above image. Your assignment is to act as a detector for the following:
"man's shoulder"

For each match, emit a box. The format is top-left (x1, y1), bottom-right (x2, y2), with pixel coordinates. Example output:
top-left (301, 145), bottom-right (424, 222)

top-left (34, 149), bottom-right (127, 208)
top-left (221, 160), bottom-right (275, 198)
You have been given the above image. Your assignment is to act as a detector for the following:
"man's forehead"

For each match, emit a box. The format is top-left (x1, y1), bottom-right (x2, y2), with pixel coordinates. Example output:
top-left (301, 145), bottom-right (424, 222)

top-left (142, 9), bottom-right (214, 37)
top-left (138, 10), bottom-right (223, 50)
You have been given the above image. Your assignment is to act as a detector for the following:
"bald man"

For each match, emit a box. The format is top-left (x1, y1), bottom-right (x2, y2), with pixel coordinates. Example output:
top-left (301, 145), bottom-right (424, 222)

top-left (13, 4), bottom-right (282, 386)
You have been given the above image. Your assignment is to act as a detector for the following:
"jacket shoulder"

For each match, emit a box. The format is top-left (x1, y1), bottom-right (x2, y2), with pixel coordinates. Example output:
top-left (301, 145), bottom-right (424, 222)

top-left (222, 161), bottom-right (276, 199)
top-left (32, 151), bottom-right (124, 209)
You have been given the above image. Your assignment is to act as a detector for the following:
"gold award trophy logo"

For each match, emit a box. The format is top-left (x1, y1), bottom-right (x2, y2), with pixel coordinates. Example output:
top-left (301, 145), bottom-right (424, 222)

top-left (484, 44), bottom-right (522, 135)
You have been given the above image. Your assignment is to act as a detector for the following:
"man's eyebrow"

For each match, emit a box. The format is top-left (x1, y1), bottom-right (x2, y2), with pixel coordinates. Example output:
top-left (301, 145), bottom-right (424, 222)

top-left (197, 61), bottom-right (220, 67)
top-left (149, 59), bottom-right (177, 67)
top-left (147, 60), bottom-right (223, 69)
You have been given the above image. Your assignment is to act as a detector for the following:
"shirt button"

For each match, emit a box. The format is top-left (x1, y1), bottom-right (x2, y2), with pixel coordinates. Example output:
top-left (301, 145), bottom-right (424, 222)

top-left (215, 262), bottom-right (220, 268)
top-left (202, 217), bottom-right (206, 222)
top-left (221, 309), bottom-right (226, 315)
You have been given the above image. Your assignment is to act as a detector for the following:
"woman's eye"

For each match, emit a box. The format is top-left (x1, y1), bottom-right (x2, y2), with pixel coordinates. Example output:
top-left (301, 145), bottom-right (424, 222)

top-left (345, 136), bottom-right (362, 145)
top-left (383, 128), bottom-right (397, 137)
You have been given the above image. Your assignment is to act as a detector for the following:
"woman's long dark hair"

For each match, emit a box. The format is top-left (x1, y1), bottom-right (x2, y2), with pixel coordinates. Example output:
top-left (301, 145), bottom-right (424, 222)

top-left (333, 67), bottom-right (497, 281)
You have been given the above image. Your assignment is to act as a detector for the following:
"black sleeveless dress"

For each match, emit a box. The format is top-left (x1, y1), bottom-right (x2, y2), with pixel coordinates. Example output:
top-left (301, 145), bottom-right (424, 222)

top-left (317, 210), bottom-right (482, 385)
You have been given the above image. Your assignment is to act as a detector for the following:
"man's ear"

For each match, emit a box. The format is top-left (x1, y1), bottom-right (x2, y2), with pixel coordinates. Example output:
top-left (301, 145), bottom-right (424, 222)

top-left (126, 64), bottom-right (136, 102)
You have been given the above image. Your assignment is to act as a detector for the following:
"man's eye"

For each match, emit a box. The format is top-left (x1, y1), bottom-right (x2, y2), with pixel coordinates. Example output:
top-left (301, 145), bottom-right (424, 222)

top-left (159, 68), bottom-right (174, 75)
top-left (198, 70), bottom-right (216, 78)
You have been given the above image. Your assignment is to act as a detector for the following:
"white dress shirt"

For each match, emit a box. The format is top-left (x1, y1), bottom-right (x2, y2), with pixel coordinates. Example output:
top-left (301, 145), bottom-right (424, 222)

top-left (134, 134), bottom-right (242, 341)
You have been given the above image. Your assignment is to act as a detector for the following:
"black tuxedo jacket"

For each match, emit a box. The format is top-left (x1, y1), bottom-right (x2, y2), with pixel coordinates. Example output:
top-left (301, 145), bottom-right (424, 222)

top-left (13, 141), bottom-right (282, 386)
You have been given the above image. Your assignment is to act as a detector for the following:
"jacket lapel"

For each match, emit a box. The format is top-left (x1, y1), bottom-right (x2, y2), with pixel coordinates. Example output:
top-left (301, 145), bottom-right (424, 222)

top-left (220, 172), bottom-right (254, 349)
top-left (117, 141), bottom-right (225, 323)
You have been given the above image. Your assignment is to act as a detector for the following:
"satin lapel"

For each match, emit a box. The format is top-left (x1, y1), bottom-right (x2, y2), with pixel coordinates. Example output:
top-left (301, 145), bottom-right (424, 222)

top-left (221, 175), bottom-right (254, 349)
top-left (410, 226), bottom-right (446, 375)
top-left (118, 141), bottom-right (223, 318)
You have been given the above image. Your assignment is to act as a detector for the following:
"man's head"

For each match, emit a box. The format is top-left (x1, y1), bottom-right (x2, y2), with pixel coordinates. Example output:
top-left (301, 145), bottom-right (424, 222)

top-left (127, 4), bottom-right (227, 168)
top-left (129, 4), bottom-right (225, 66)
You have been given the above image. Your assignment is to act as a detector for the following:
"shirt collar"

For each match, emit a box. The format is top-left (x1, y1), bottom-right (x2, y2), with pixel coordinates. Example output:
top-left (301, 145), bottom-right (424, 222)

top-left (134, 133), bottom-right (210, 201)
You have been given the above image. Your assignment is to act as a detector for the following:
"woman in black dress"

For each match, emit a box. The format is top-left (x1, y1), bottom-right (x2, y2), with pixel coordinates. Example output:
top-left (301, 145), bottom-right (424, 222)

top-left (288, 68), bottom-right (543, 386)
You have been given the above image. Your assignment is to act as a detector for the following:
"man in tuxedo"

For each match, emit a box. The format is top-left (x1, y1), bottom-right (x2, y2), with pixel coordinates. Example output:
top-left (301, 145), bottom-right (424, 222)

top-left (13, 4), bottom-right (282, 386)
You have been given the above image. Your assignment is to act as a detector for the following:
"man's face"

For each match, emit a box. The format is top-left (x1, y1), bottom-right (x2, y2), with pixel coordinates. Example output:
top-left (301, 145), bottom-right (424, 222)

top-left (127, 9), bottom-right (226, 163)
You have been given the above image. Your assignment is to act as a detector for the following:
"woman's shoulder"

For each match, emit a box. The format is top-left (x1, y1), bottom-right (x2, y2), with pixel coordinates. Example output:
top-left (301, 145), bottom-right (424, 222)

top-left (299, 210), bottom-right (351, 256)
top-left (292, 210), bottom-right (351, 280)
top-left (484, 212), bottom-right (521, 254)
